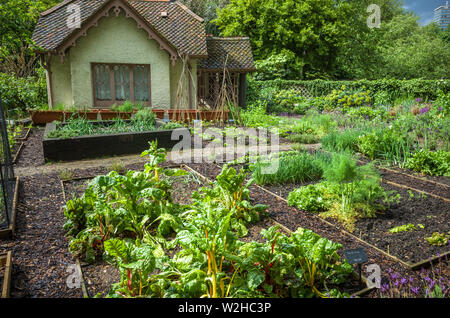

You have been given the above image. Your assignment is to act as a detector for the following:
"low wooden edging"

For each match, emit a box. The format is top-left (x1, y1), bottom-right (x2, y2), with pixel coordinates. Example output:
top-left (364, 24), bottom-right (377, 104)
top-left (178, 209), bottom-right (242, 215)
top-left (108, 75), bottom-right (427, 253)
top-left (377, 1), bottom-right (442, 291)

top-left (1, 251), bottom-right (12, 298)
top-left (43, 122), bottom-right (187, 162)
top-left (15, 127), bottom-right (31, 142)
top-left (0, 177), bottom-right (20, 239)
top-left (182, 164), bottom-right (374, 297)
top-left (12, 142), bottom-right (24, 164)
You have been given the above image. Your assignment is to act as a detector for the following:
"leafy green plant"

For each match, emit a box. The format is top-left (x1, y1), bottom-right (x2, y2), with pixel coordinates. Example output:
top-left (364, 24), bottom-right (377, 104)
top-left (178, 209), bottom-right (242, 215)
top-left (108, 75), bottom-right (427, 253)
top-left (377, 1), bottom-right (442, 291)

top-left (63, 141), bottom-right (187, 262)
top-left (389, 223), bottom-right (424, 234)
top-left (47, 115), bottom-right (157, 139)
top-left (406, 149), bottom-right (450, 177)
top-left (425, 232), bottom-right (450, 246)
top-left (192, 166), bottom-right (268, 237)
top-left (287, 182), bottom-right (338, 213)
top-left (321, 130), bottom-right (360, 153)
top-left (358, 127), bottom-right (416, 166)
top-left (250, 151), bottom-right (326, 185)
top-left (104, 238), bottom-right (156, 297)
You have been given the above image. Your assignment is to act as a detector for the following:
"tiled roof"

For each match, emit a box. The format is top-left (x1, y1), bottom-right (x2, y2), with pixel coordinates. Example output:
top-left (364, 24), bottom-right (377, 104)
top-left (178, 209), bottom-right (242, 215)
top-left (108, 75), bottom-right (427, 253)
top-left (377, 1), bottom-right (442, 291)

top-left (198, 37), bottom-right (256, 72)
top-left (32, 0), bottom-right (108, 52)
top-left (32, 0), bottom-right (255, 71)
top-left (129, 0), bottom-right (207, 57)
top-left (32, 0), bottom-right (207, 56)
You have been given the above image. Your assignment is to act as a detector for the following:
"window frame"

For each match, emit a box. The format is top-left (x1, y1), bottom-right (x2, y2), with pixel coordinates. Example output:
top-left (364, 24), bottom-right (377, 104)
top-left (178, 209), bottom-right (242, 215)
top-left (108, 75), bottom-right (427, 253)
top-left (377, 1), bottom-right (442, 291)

top-left (91, 62), bottom-right (152, 108)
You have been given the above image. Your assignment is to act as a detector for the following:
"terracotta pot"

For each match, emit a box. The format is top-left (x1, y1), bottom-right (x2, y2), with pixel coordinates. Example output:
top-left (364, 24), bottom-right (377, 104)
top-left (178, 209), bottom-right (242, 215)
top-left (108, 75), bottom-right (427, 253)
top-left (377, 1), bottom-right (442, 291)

top-left (199, 111), bottom-right (229, 122)
top-left (29, 110), bottom-right (65, 125)
top-left (151, 109), bottom-right (166, 119)
top-left (168, 109), bottom-right (198, 123)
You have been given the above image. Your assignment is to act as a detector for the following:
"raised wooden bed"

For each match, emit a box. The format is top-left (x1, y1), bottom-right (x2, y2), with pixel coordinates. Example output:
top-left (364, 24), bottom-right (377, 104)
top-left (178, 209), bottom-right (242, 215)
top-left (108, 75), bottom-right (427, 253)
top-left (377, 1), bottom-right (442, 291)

top-left (0, 252), bottom-right (12, 298)
top-left (42, 121), bottom-right (187, 162)
top-left (0, 177), bottom-right (20, 239)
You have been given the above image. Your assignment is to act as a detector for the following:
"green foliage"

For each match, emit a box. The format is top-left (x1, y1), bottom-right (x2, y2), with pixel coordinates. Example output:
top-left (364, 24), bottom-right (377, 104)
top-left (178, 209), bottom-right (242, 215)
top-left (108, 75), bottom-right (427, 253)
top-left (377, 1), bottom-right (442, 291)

top-left (271, 89), bottom-right (309, 114)
top-left (288, 153), bottom-right (394, 231)
top-left (104, 238), bottom-right (156, 297)
top-left (254, 50), bottom-right (305, 81)
top-left (247, 79), bottom-right (450, 105)
top-left (406, 149), bottom-right (450, 177)
top-left (287, 182), bottom-right (338, 214)
top-left (111, 101), bottom-right (144, 113)
top-left (425, 232), bottom-right (450, 247)
top-left (0, 67), bottom-right (47, 113)
top-left (47, 115), bottom-right (157, 139)
top-left (357, 127), bottom-right (416, 165)
top-left (192, 166), bottom-right (268, 237)
top-left (321, 130), bottom-right (361, 153)
top-left (215, 0), bottom-right (347, 79)
top-left (241, 102), bottom-right (282, 128)
top-left (250, 151), bottom-right (326, 186)
top-left (63, 142), bottom-right (187, 262)
top-left (325, 86), bottom-right (372, 110)
top-left (388, 223), bottom-right (423, 234)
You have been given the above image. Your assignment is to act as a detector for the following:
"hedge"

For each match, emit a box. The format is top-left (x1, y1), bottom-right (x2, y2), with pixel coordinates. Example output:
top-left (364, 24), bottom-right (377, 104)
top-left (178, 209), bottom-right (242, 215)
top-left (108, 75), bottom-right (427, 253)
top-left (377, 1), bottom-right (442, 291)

top-left (247, 78), bottom-right (450, 105)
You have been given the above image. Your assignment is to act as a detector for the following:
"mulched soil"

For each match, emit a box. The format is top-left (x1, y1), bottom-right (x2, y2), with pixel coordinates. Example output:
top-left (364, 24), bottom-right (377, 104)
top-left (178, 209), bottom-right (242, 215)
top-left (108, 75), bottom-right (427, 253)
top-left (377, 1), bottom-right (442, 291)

top-left (358, 156), bottom-right (450, 187)
top-left (379, 170), bottom-right (450, 199)
top-left (259, 176), bottom-right (449, 265)
top-left (186, 162), bottom-right (450, 298)
top-left (0, 173), bottom-right (82, 298)
top-left (13, 128), bottom-right (45, 168)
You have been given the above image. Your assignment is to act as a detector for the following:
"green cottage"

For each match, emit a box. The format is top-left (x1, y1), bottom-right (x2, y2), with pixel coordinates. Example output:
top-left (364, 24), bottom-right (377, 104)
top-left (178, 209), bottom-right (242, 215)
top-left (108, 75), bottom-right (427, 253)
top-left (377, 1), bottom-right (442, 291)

top-left (32, 0), bottom-right (256, 110)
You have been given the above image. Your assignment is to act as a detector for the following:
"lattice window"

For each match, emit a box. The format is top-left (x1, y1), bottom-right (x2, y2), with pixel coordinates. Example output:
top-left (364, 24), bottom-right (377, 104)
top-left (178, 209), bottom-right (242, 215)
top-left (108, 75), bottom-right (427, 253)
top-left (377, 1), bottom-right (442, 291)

top-left (92, 63), bottom-right (151, 108)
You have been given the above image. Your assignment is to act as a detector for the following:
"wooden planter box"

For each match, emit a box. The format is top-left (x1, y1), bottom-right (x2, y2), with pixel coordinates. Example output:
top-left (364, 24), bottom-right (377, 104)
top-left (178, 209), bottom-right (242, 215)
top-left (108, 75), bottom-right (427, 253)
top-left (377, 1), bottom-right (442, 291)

top-left (199, 111), bottom-right (229, 122)
top-left (152, 109), bottom-right (166, 119)
top-left (29, 110), bottom-right (101, 124)
top-left (29, 110), bottom-right (65, 125)
top-left (168, 110), bottom-right (198, 123)
top-left (42, 121), bottom-right (187, 162)
top-left (0, 252), bottom-right (12, 298)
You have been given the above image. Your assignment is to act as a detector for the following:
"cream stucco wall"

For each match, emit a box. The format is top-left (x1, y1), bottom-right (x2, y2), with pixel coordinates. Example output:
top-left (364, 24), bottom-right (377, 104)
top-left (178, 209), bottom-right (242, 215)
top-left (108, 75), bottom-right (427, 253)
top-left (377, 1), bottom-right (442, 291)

top-left (170, 58), bottom-right (197, 109)
top-left (49, 11), bottom-right (194, 110)
top-left (49, 54), bottom-right (73, 108)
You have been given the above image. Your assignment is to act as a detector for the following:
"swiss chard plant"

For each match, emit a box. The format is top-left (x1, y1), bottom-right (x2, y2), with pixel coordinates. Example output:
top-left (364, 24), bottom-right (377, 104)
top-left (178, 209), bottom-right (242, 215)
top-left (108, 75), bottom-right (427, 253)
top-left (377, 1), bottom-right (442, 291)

top-left (63, 141), bottom-right (187, 263)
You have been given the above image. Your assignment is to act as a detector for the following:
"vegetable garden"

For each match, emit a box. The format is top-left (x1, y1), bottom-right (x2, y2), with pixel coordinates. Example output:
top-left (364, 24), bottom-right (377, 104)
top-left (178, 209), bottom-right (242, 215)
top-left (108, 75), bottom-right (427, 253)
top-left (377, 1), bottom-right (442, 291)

top-left (0, 84), bottom-right (449, 300)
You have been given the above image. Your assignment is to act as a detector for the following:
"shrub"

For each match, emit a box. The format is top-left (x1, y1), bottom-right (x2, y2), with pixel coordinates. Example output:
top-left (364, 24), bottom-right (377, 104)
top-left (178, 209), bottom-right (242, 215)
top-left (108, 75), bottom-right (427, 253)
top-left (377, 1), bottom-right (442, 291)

top-left (325, 85), bottom-right (372, 110)
top-left (0, 67), bottom-right (47, 114)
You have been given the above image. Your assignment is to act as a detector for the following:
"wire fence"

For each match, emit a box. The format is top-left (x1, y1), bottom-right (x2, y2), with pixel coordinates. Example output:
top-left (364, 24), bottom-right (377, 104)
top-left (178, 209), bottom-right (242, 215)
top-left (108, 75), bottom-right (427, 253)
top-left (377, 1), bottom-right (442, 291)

top-left (0, 91), bottom-right (15, 230)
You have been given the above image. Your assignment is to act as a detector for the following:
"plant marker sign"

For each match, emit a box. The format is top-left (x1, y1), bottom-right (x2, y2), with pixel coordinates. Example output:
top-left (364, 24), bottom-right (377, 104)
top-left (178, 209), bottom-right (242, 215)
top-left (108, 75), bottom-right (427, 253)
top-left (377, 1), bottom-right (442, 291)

top-left (344, 248), bottom-right (369, 287)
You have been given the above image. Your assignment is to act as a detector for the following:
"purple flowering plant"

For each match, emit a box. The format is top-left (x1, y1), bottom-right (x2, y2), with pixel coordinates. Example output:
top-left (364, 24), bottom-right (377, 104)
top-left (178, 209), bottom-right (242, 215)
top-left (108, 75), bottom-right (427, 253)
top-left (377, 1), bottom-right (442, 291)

top-left (377, 254), bottom-right (449, 298)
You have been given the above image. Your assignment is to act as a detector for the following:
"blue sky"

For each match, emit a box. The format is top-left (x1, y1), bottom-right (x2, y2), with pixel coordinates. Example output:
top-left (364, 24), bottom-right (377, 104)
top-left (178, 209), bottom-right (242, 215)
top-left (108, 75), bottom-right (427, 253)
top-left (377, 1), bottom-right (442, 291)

top-left (402, 0), bottom-right (448, 25)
